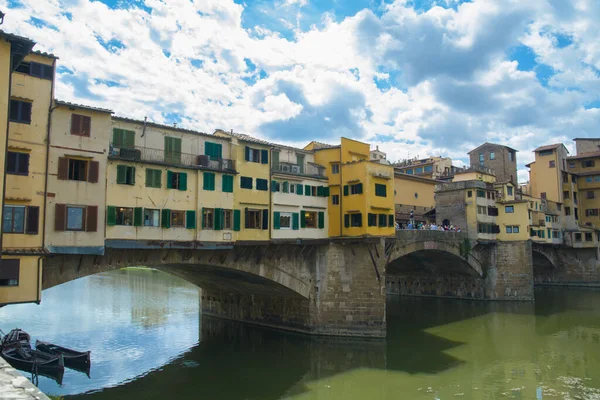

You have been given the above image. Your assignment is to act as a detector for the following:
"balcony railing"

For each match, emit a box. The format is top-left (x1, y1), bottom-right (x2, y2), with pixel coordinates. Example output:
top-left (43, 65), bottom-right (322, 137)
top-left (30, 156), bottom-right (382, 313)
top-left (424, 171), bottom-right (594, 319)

top-left (109, 144), bottom-right (235, 172)
top-left (272, 162), bottom-right (326, 177)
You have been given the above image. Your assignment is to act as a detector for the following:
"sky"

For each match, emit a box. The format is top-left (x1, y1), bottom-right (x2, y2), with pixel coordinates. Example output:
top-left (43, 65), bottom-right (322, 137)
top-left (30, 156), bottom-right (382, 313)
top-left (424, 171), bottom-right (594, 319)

top-left (1, 0), bottom-right (599, 183)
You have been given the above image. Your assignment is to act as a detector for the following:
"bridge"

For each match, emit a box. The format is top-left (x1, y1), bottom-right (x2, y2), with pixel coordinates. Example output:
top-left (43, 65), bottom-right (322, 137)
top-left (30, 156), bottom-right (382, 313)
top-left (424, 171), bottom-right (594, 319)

top-left (42, 231), bottom-right (598, 338)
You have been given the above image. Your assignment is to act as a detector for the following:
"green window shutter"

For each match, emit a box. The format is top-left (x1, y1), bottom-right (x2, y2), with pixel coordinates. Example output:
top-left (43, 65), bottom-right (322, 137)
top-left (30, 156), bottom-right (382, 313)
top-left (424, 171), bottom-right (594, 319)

top-left (368, 213), bottom-right (376, 227)
top-left (262, 209), bottom-right (269, 230)
top-left (344, 214), bottom-right (350, 228)
top-left (389, 215), bottom-right (394, 227)
top-left (318, 212), bottom-right (324, 229)
top-left (283, 182), bottom-right (289, 193)
top-left (343, 185), bottom-right (349, 196)
top-left (245, 146), bottom-right (250, 161)
top-left (305, 185), bottom-right (310, 196)
top-left (116, 165), bottom-right (126, 184)
top-left (161, 209), bottom-right (171, 228)
top-left (131, 167), bottom-right (136, 185)
top-left (205, 142), bottom-right (213, 157)
top-left (145, 169), bottom-right (152, 187)
top-left (261, 149), bottom-right (269, 164)
top-left (154, 170), bottom-right (161, 188)
top-left (113, 129), bottom-right (123, 147)
top-left (292, 213), bottom-right (299, 230)
top-left (233, 209), bottom-right (241, 231)
top-left (273, 212), bottom-right (280, 229)
top-left (166, 171), bottom-right (173, 189)
top-left (324, 187), bottom-right (330, 197)
top-left (300, 211), bottom-right (306, 228)
top-left (297, 184), bottom-right (303, 195)
top-left (204, 172), bottom-right (215, 191)
top-left (201, 207), bottom-right (206, 229)
top-left (357, 183), bottom-right (363, 194)
top-left (106, 206), bottom-right (116, 226)
top-left (125, 130), bottom-right (135, 148)
top-left (272, 151), bottom-right (279, 169)
top-left (179, 172), bottom-right (187, 191)
top-left (186, 210), bottom-right (196, 229)
top-left (317, 186), bottom-right (322, 197)
top-left (222, 175), bottom-right (233, 192)
top-left (214, 208), bottom-right (222, 230)
top-left (134, 207), bottom-right (143, 226)
top-left (216, 143), bottom-right (222, 159)
top-left (357, 213), bottom-right (363, 227)
top-left (379, 214), bottom-right (387, 227)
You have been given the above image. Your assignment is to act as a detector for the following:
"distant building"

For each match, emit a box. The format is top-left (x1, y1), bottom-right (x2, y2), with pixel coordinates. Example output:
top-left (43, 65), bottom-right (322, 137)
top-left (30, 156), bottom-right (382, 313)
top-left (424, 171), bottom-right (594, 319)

top-left (394, 156), bottom-right (452, 180)
top-left (393, 173), bottom-right (437, 225)
top-left (573, 138), bottom-right (600, 155)
top-left (468, 142), bottom-right (518, 185)
top-left (370, 145), bottom-right (387, 164)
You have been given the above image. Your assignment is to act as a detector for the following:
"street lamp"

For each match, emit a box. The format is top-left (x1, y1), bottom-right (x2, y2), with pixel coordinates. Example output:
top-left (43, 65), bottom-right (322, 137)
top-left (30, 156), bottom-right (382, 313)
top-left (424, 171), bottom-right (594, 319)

top-left (0, 10), bottom-right (5, 25)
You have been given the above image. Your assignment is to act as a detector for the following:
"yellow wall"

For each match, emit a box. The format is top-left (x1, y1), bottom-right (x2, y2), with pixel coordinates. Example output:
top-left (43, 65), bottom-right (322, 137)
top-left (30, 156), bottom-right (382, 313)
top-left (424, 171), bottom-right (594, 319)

top-left (0, 40), bottom-right (9, 249)
top-left (0, 257), bottom-right (41, 305)
top-left (45, 105), bottom-right (112, 251)
top-left (394, 174), bottom-right (436, 208)
top-left (196, 170), bottom-right (236, 243)
top-left (341, 137), bottom-right (369, 164)
top-left (453, 171), bottom-right (496, 183)
top-left (313, 147), bottom-right (341, 236)
top-left (530, 150), bottom-right (561, 203)
top-left (497, 202), bottom-right (529, 241)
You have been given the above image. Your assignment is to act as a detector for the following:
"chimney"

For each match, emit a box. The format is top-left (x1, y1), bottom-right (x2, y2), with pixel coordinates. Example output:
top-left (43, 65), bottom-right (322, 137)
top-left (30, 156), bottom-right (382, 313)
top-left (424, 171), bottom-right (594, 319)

top-left (376, 145), bottom-right (379, 151)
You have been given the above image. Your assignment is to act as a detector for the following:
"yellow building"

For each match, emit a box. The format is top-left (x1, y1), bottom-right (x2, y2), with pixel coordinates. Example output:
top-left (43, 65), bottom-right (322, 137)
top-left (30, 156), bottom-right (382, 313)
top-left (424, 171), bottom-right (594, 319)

top-left (1, 48), bottom-right (54, 305)
top-left (45, 100), bottom-right (113, 254)
top-left (566, 150), bottom-right (600, 229)
top-left (393, 172), bottom-right (437, 224)
top-left (306, 138), bottom-right (395, 238)
top-left (214, 130), bottom-right (271, 243)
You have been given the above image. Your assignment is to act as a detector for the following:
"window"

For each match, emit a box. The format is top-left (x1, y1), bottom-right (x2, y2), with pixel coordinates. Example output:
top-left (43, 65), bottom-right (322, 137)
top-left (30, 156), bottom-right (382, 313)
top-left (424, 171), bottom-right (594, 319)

top-left (116, 207), bottom-right (134, 226)
top-left (479, 153), bottom-right (484, 164)
top-left (539, 150), bottom-right (553, 156)
top-left (506, 226), bottom-right (512, 234)
top-left (332, 163), bottom-right (340, 174)
top-left (596, 176), bottom-right (600, 182)
top-left (488, 206), bottom-right (499, 216)
top-left (202, 208), bottom-right (214, 229)
top-left (349, 183), bottom-right (363, 195)
top-left (203, 172), bottom-right (216, 191)
top-left (117, 165), bottom-right (135, 185)
top-left (572, 175), bottom-right (578, 183)
top-left (477, 206), bottom-right (487, 215)
top-left (69, 159), bottom-right (88, 181)
top-left (406, 169), bottom-right (413, 174)
top-left (587, 191), bottom-right (595, 199)
top-left (145, 169), bottom-right (161, 188)
top-left (424, 165), bottom-right (433, 173)
top-left (71, 114), bottom-right (91, 136)
top-left (256, 179), bottom-right (269, 191)
top-left (332, 195), bottom-right (340, 205)
top-left (575, 233), bottom-right (582, 242)
top-left (549, 160), bottom-right (556, 168)
top-left (468, 191), bottom-right (472, 198)
top-left (3, 206), bottom-right (25, 233)
top-left (563, 191), bottom-right (570, 199)
top-left (378, 214), bottom-right (387, 227)
top-left (506, 226), bottom-right (520, 234)
top-left (240, 176), bottom-right (253, 189)
top-left (6, 152), bottom-right (29, 175)
top-left (204, 142), bottom-right (223, 160)
top-left (171, 210), bottom-right (185, 227)
top-left (586, 232), bottom-right (593, 242)
top-left (144, 209), bottom-right (160, 227)
top-left (583, 160), bottom-right (595, 168)
top-left (245, 146), bottom-right (268, 164)
top-left (350, 213), bottom-right (362, 227)
top-left (112, 128), bottom-right (135, 149)
top-left (586, 177), bottom-right (593, 183)
top-left (477, 190), bottom-right (485, 198)
top-left (507, 186), bottom-right (513, 196)
top-left (167, 171), bottom-right (187, 190)
top-left (490, 152), bottom-right (495, 160)
top-left (222, 175), bottom-right (234, 192)
top-left (245, 209), bottom-right (263, 229)
top-left (16, 61), bottom-right (53, 79)
top-left (541, 192), bottom-right (547, 200)
top-left (505, 206), bottom-right (514, 213)
top-left (290, 184), bottom-right (296, 193)
top-left (368, 213), bottom-right (377, 227)
top-left (222, 209), bottom-right (233, 230)
top-left (569, 162), bottom-right (576, 168)
top-left (165, 137), bottom-right (182, 164)
top-left (585, 209), bottom-right (599, 217)
top-left (0, 259), bottom-right (20, 287)
top-left (565, 207), bottom-right (571, 216)
top-left (413, 167), bottom-right (422, 174)
top-left (279, 212), bottom-right (292, 229)
top-left (9, 100), bottom-right (32, 124)
top-left (66, 206), bottom-right (85, 231)
top-left (508, 152), bottom-right (514, 162)
top-left (375, 184), bottom-right (387, 197)
top-left (303, 211), bottom-right (317, 228)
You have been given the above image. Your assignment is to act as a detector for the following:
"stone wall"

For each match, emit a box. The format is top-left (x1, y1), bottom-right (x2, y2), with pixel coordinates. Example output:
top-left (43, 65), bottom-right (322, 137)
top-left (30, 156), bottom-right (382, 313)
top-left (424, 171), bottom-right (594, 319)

top-left (534, 246), bottom-right (600, 287)
top-left (484, 241), bottom-right (533, 300)
top-left (386, 273), bottom-right (484, 299)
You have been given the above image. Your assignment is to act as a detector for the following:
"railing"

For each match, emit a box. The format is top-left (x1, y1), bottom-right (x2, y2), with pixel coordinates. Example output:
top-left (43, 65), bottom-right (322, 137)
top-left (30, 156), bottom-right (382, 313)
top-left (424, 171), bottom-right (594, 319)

top-left (109, 144), bottom-right (236, 172)
top-left (272, 162), bottom-right (326, 177)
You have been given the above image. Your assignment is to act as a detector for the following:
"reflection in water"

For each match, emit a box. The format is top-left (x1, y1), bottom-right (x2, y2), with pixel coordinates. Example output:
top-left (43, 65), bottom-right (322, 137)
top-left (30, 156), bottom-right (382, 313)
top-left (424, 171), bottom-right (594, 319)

top-left (1, 270), bottom-right (600, 399)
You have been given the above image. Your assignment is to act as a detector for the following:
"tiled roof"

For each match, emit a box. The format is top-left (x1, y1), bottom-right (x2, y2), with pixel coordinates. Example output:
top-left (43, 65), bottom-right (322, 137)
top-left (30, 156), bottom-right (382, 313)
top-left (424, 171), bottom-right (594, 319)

top-left (533, 143), bottom-right (564, 152)
top-left (114, 116), bottom-right (220, 139)
top-left (2, 248), bottom-right (49, 255)
top-left (468, 142), bottom-right (518, 154)
top-left (55, 99), bottom-right (113, 114)
top-left (310, 141), bottom-right (338, 150)
top-left (31, 49), bottom-right (58, 59)
top-left (567, 151), bottom-right (600, 160)
top-left (215, 129), bottom-right (313, 153)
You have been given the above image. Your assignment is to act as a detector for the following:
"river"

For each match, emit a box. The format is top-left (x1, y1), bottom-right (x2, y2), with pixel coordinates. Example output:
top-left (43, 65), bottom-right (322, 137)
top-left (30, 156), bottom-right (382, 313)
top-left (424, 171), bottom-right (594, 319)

top-left (1, 268), bottom-right (599, 399)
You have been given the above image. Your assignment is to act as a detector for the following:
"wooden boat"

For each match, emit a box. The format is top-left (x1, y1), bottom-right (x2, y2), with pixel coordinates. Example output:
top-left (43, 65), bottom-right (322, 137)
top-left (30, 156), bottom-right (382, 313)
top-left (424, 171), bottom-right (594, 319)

top-left (1, 345), bottom-right (64, 370)
top-left (0, 329), bottom-right (30, 349)
top-left (35, 340), bottom-right (91, 369)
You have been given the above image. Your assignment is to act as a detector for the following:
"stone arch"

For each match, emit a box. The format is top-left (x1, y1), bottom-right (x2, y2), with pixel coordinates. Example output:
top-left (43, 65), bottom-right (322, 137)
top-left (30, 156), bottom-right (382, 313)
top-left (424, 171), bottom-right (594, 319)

top-left (532, 248), bottom-right (558, 285)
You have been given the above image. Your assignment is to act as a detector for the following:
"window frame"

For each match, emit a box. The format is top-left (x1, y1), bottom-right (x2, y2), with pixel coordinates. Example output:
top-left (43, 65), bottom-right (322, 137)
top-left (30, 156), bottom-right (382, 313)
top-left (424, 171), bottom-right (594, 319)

top-left (66, 205), bottom-right (86, 231)
top-left (279, 212), bottom-right (292, 230)
top-left (375, 183), bottom-right (387, 197)
top-left (222, 209), bottom-right (233, 230)
top-left (68, 159), bottom-right (89, 182)
top-left (331, 163), bottom-right (340, 174)
top-left (9, 99), bottom-right (32, 124)
top-left (304, 211), bottom-right (317, 228)
top-left (3, 205), bottom-right (26, 233)
top-left (115, 207), bottom-right (134, 226)
top-left (505, 205), bottom-right (514, 213)
top-left (71, 114), bottom-right (92, 137)
top-left (144, 209), bottom-right (161, 227)
top-left (6, 151), bottom-right (29, 176)
top-left (170, 210), bottom-right (186, 228)
top-left (490, 152), bottom-right (495, 160)
top-left (246, 209), bottom-right (262, 229)
top-left (202, 208), bottom-right (215, 229)
top-left (332, 194), bottom-right (340, 205)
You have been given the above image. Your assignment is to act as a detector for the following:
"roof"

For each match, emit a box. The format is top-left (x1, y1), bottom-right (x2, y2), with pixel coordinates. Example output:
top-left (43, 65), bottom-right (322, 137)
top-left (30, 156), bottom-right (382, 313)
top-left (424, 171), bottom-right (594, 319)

top-left (0, 30), bottom-right (36, 71)
top-left (214, 129), bottom-right (313, 153)
top-left (533, 143), bottom-right (567, 153)
top-left (307, 141), bottom-right (340, 150)
top-left (573, 138), bottom-right (600, 141)
top-left (498, 199), bottom-right (528, 205)
top-left (468, 142), bottom-right (518, 154)
top-left (31, 49), bottom-right (58, 59)
top-left (55, 99), bottom-right (113, 114)
top-left (567, 151), bottom-right (600, 160)
top-left (113, 116), bottom-right (220, 140)
top-left (393, 172), bottom-right (442, 184)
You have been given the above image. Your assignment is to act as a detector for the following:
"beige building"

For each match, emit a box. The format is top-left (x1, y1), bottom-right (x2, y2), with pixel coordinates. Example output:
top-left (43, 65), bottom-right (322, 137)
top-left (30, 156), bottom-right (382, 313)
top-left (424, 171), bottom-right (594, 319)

top-left (370, 145), bottom-right (387, 164)
top-left (394, 156), bottom-right (452, 180)
top-left (45, 101), bottom-right (113, 254)
top-left (468, 142), bottom-right (518, 185)
top-left (393, 173), bottom-right (437, 224)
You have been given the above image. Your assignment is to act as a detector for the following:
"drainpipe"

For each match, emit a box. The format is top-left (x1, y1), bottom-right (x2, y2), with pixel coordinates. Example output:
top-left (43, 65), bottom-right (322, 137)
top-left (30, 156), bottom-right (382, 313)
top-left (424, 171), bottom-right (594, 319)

top-left (339, 148), bottom-right (343, 238)
top-left (42, 58), bottom-right (58, 253)
top-left (0, 52), bottom-right (13, 261)
top-left (36, 255), bottom-right (42, 304)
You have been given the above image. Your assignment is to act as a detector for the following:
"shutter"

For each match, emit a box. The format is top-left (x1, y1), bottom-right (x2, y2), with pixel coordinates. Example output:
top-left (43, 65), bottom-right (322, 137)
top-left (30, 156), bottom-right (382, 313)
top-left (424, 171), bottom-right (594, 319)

top-left (262, 209), bottom-right (269, 230)
top-left (216, 143), bottom-right (222, 160)
top-left (274, 212), bottom-right (280, 230)
top-left (272, 151), bottom-right (279, 169)
top-left (113, 129), bottom-right (123, 147)
top-left (318, 212), bottom-right (324, 229)
top-left (357, 213), bottom-right (363, 227)
top-left (55, 204), bottom-right (66, 231)
top-left (324, 187), bottom-right (330, 197)
top-left (292, 213), bottom-right (299, 230)
top-left (179, 172), bottom-right (187, 191)
top-left (222, 175), bottom-right (233, 192)
top-left (161, 209), bottom-right (171, 228)
top-left (344, 214), bottom-right (350, 228)
top-left (245, 146), bottom-right (250, 161)
top-left (271, 180), bottom-right (277, 192)
top-left (125, 130), bottom-right (135, 148)
top-left (297, 184), bottom-right (303, 195)
top-left (106, 206), bottom-right (116, 226)
top-left (145, 169), bottom-right (153, 187)
top-left (389, 215), bottom-right (394, 227)
top-left (154, 170), bottom-right (161, 188)
top-left (233, 209), bottom-right (241, 231)
top-left (131, 167), bottom-right (136, 185)
top-left (116, 165), bottom-right (126, 184)
top-left (357, 183), bottom-right (363, 194)
top-left (57, 157), bottom-right (68, 180)
top-left (205, 142), bottom-right (213, 157)
top-left (214, 208), bottom-right (222, 230)
top-left (26, 206), bottom-right (39, 234)
top-left (244, 208), bottom-right (249, 228)
top-left (82, 116), bottom-right (91, 136)
top-left (283, 182), bottom-right (289, 193)
top-left (88, 161), bottom-right (99, 183)
top-left (379, 214), bottom-right (386, 227)
top-left (305, 185), bottom-right (310, 196)
top-left (368, 213), bottom-right (375, 227)
top-left (71, 114), bottom-right (81, 135)
top-left (186, 210), bottom-right (196, 229)
top-left (343, 185), bottom-right (349, 196)
top-left (86, 206), bottom-right (98, 232)
top-left (201, 208), bottom-right (206, 229)
top-left (174, 138), bottom-right (182, 160)
top-left (134, 207), bottom-right (143, 226)
top-left (300, 211), bottom-right (306, 228)
top-left (166, 171), bottom-right (173, 189)
top-left (261, 149), bottom-right (269, 164)
top-left (203, 172), bottom-right (210, 190)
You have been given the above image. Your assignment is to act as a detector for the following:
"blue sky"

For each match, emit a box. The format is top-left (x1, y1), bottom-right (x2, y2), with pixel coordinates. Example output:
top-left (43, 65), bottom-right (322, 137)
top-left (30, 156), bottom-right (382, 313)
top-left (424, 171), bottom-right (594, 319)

top-left (1, 0), bottom-right (599, 181)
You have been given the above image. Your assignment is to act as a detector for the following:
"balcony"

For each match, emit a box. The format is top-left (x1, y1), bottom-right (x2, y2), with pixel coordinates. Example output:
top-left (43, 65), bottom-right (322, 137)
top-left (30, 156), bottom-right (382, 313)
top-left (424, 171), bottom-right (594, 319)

top-left (109, 144), bottom-right (235, 172)
top-left (272, 161), bottom-right (326, 177)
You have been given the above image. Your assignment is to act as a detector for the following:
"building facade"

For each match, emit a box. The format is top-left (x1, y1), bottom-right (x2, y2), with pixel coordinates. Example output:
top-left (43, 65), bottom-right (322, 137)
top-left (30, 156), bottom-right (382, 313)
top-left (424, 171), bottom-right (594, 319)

top-left (468, 142), bottom-right (518, 185)
top-left (393, 173), bottom-right (437, 224)
top-left (394, 156), bottom-right (452, 180)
